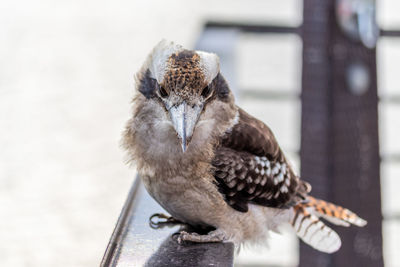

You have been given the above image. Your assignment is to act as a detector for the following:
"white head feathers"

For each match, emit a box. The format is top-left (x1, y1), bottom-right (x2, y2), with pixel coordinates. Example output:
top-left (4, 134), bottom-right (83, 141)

top-left (196, 50), bottom-right (220, 85)
top-left (147, 40), bottom-right (183, 83)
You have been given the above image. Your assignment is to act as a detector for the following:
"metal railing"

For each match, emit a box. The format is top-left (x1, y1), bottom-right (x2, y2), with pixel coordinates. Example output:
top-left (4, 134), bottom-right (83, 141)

top-left (101, 177), bottom-right (234, 267)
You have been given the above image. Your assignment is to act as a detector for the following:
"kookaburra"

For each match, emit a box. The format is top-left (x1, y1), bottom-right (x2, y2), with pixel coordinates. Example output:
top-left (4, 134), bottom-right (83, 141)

top-left (123, 40), bottom-right (366, 253)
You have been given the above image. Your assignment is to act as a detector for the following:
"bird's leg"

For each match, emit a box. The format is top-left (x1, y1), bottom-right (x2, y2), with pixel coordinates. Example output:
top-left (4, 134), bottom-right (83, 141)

top-left (149, 213), bottom-right (184, 229)
top-left (176, 229), bottom-right (227, 244)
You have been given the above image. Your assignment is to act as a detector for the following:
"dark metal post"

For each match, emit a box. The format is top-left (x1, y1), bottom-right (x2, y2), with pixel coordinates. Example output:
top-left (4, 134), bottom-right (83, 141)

top-left (300, 0), bottom-right (384, 266)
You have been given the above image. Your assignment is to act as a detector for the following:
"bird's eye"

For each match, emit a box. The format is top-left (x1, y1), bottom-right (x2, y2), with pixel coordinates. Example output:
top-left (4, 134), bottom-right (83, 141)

top-left (201, 85), bottom-right (212, 99)
top-left (158, 85), bottom-right (168, 98)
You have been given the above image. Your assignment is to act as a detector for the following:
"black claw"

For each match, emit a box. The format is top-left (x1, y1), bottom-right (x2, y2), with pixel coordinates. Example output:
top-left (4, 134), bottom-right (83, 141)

top-left (149, 213), bottom-right (183, 229)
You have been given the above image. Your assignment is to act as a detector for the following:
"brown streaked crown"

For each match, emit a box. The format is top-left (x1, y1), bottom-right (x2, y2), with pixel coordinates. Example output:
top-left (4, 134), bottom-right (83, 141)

top-left (162, 50), bottom-right (208, 98)
top-left (136, 40), bottom-right (220, 100)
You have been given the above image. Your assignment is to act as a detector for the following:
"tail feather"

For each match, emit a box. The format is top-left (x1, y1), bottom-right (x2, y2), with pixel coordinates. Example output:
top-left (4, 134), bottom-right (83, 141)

top-left (291, 196), bottom-right (367, 253)
top-left (303, 196), bottom-right (367, 227)
top-left (291, 206), bottom-right (341, 253)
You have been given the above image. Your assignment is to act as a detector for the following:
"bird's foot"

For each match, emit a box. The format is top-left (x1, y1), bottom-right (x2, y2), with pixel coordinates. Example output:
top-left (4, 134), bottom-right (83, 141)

top-left (176, 229), bottom-right (226, 244)
top-left (149, 213), bottom-right (183, 229)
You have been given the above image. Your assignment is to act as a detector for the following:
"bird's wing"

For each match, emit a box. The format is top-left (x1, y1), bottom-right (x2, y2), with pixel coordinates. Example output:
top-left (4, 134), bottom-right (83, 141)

top-left (213, 108), bottom-right (310, 212)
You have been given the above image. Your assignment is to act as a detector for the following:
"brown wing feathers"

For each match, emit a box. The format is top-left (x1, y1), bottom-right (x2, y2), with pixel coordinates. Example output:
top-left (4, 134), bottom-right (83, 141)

top-left (220, 109), bottom-right (283, 160)
top-left (213, 109), bottom-right (309, 212)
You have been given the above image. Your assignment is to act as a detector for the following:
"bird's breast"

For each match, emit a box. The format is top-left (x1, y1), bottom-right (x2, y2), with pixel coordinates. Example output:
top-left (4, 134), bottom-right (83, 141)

top-left (141, 171), bottom-right (226, 227)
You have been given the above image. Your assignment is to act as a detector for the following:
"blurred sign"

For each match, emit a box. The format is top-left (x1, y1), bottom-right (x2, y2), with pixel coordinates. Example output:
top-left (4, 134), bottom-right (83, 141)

top-left (336, 0), bottom-right (379, 48)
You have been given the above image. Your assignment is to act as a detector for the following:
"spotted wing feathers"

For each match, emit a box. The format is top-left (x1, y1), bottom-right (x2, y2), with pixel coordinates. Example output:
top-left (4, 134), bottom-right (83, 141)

top-left (213, 108), bottom-right (309, 211)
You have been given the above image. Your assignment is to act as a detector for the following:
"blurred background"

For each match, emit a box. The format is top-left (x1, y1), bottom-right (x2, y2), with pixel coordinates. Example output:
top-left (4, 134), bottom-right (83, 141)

top-left (1, 0), bottom-right (399, 266)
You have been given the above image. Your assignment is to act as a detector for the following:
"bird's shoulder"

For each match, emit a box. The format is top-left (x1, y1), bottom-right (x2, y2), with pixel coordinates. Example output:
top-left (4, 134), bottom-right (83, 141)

top-left (212, 108), bottom-right (310, 212)
top-left (219, 108), bottom-right (282, 159)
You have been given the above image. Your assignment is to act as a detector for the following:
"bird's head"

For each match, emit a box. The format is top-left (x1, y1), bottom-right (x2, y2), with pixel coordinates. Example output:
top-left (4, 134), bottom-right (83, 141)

top-left (134, 40), bottom-right (234, 153)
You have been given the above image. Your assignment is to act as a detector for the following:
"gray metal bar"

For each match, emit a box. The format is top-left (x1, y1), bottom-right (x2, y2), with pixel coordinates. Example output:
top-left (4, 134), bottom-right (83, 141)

top-left (380, 29), bottom-right (400, 37)
top-left (383, 213), bottom-right (400, 221)
top-left (240, 89), bottom-right (299, 100)
top-left (379, 95), bottom-right (400, 103)
top-left (205, 21), bottom-right (300, 35)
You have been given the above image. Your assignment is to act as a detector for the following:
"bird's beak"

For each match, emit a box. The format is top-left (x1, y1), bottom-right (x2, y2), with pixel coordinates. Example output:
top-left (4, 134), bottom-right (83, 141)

top-left (169, 101), bottom-right (203, 152)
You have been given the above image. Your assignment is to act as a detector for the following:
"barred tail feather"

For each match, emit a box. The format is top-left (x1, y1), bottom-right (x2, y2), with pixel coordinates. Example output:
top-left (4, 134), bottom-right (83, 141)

top-left (291, 196), bottom-right (367, 253)
top-left (303, 196), bottom-right (367, 227)
top-left (291, 206), bottom-right (341, 253)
